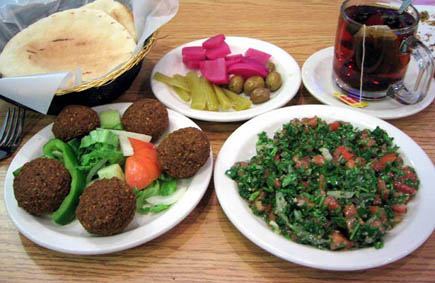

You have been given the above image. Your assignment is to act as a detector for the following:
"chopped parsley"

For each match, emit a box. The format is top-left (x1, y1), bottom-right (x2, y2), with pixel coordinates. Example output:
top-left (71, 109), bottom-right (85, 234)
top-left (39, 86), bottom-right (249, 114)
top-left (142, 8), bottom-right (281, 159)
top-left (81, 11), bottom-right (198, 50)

top-left (226, 117), bottom-right (419, 250)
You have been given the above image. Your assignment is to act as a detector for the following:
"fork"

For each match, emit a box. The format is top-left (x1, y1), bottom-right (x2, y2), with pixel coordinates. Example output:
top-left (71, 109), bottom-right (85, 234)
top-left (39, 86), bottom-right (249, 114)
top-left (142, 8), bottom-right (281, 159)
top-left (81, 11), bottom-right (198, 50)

top-left (0, 107), bottom-right (25, 160)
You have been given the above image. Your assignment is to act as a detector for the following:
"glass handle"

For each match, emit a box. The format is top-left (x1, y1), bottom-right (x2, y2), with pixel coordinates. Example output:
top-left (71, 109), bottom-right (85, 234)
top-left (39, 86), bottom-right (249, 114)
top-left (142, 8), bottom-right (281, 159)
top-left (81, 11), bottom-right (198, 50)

top-left (387, 36), bottom-right (434, 105)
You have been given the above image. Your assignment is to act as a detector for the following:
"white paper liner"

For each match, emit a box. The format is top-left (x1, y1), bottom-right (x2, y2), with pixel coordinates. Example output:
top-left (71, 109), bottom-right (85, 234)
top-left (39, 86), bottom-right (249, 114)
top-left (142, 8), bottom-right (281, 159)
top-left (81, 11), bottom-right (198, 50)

top-left (0, 0), bottom-right (179, 114)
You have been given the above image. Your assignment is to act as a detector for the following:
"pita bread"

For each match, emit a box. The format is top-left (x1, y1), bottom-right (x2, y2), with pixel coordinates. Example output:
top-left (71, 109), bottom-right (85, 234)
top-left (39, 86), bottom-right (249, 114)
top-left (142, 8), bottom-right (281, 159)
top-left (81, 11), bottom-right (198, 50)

top-left (0, 8), bottom-right (136, 87)
top-left (83, 0), bottom-right (137, 42)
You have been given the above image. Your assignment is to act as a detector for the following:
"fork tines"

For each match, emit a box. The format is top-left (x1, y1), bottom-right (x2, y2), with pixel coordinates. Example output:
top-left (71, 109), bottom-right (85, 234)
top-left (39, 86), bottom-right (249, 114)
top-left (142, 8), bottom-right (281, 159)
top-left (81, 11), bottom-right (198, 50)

top-left (0, 107), bottom-right (25, 148)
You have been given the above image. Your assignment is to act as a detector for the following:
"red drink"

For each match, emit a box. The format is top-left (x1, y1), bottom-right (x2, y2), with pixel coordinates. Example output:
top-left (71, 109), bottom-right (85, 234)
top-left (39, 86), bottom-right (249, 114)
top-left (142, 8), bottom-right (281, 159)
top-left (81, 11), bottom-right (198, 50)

top-left (333, 5), bottom-right (417, 98)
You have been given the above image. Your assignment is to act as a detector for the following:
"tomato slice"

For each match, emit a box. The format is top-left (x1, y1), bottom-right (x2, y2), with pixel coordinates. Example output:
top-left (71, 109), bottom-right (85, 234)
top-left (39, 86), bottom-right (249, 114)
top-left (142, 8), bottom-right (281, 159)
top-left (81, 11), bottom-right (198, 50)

top-left (125, 155), bottom-right (161, 190)
top-left (128, 138), bottom-right (154, 153)
top-left (125, 139), bottom-right (161, 190)
top-left (135, 146), bottom-right (158, 161)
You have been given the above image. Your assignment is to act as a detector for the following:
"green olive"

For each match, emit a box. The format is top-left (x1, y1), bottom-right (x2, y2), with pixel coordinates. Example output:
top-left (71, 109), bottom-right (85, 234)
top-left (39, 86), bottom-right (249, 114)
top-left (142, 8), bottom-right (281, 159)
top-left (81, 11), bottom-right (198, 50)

top-left (250, 88), bottom-right (271, 104)
top-left (228, 75), bottom-right (244, 94)
top-left (265, 72), bottom-right (282, 92)
top-left (243, 76), bottom-right (265, 95)
top-left (265, 62), bottom-right (276, 73)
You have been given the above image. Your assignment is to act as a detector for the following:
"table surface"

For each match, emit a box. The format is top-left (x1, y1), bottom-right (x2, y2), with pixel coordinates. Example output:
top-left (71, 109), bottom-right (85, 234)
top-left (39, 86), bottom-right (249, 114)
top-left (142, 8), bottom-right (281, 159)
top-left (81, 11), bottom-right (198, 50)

top-left (1, 0), bottom-right (435, 282)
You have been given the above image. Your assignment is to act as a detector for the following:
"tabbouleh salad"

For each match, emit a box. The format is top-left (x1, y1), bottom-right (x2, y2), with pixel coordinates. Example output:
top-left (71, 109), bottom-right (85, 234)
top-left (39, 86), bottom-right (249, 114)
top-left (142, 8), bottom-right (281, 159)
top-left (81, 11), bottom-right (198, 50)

top-left (226, 117), bottom-right (419, 250)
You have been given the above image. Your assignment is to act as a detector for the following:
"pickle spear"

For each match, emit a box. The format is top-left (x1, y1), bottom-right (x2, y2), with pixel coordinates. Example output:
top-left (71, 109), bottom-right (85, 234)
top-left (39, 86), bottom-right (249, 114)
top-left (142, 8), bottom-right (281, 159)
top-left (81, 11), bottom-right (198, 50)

top-left (213, 84), bottom-right (232, 111)
top-left (223, 89), bottom-right (252, 111)
top-left (185, 71), bottom-right (198, 89)
top-left (187, 72), bottom-right (206, 110)
top-left (173, 74), bottom-right (188, 86)
top-left (200, 76), bottom-right (219, 111)
top-left (153, 72), bottom-right (190, 91)
top-left (172, 86), bottom-right (191, 102)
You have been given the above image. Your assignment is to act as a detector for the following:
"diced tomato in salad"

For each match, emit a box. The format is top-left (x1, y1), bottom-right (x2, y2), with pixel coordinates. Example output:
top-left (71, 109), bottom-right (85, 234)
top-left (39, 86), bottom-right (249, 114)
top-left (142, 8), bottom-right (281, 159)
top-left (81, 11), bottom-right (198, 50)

top-left (324, 196), bottom-right (339, 211)
top-left (328, 121), bottom-right (340, 132)
top-left (334, 146), bottom-right (353, 161)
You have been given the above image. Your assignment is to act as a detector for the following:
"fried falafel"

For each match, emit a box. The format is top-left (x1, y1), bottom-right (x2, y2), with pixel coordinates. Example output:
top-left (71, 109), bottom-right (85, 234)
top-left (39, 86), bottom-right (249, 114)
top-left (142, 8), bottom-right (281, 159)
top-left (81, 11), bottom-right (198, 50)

top-left (157, 127), bottom-right (210, 178)
top-left (52, 105), bottom-right (100, 141)
top-left (121, 99), bottom-right (168, 141)
top-left (76, 177), bottom-right (136, 236)
top-left (13, 158), bottom-right (71, 216)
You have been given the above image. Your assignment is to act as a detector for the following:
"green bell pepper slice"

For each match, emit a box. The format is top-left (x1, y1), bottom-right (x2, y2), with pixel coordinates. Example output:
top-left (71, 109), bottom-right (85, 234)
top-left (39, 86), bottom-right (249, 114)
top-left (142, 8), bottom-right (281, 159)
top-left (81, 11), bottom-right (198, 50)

top-left (43, 138), bottom-right (86, 225)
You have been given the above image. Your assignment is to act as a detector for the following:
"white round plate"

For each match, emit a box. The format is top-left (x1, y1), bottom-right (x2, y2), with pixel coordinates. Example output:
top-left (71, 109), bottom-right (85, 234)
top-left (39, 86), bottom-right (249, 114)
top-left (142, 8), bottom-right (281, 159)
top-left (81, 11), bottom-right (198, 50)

top-left (214, 105), bottom-right (435, 271)
top-left (415, 5), bottom-right (435, 55)
top-left (302, 47), bottom-right (435, 120)
top-left (151, 36), bottom-right (301, 122)
top-left (4, 103), bottom-right (213, 255)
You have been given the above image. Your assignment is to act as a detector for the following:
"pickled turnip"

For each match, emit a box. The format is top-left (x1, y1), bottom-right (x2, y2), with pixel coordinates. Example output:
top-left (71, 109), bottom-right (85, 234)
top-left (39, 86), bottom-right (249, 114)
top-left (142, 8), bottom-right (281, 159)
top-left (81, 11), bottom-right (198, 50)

top-left (245, 48), bottom-right (271, 64)
top-left (205, 41), bottom-right (231, 60)
top-left (202, 34), bottom-right (226, 49)
top-left (200, 58), bottom-right (228, 84)
top-left (227, 62), bottom-right (268, 78)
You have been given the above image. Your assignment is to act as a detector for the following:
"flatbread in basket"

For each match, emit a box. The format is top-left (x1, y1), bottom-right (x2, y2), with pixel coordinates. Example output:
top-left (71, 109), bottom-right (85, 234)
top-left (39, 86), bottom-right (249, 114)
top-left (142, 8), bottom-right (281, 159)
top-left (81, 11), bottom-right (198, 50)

top-left (0, 6), bottom-right (136, 87)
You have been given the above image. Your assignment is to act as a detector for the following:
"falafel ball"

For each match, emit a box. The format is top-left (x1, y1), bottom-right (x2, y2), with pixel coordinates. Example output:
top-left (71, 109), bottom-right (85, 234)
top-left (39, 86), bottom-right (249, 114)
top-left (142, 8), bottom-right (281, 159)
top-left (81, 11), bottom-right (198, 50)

top-left (157, 127), bottom-right (210, 178)
top-left (52, 105), bottom-right (100, 141)
top-left (76, 177), bottom-right (136, 236)
top-left (121, 98), bottom-right (168, 141)
top-left (13, 158), bottom-right (71, 216)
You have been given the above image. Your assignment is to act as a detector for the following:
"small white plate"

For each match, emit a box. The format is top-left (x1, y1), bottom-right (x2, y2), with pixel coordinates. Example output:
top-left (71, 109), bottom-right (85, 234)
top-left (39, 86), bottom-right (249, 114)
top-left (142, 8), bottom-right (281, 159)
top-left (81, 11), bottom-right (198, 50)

top-left (214, 105), bottom-right (435, 271)
top-left (416, 5), bottom-right (435, 56)
top-left (4, 103), bottom-right (213, 255)
top-left (151, 36), bottom-right (301, 122)
top-left (302, 47), bottom-right (435, 120)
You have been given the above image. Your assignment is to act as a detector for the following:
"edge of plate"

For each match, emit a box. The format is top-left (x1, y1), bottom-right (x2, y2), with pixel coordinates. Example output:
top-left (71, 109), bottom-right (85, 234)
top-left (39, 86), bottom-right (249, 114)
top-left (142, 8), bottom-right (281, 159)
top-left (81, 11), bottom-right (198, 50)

top-left (301, 46), bottom-right (435, 120)
top-left (3, 104), bottom-right (213, 255)
top-left (150, 36), bottom-right (302, 122)
top-left (214, 104), bottom-right (435, 271)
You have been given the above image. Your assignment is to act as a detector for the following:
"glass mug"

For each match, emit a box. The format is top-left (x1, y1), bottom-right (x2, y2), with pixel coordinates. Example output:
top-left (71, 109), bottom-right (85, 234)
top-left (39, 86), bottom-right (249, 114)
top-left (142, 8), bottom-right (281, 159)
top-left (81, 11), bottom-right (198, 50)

top-left (332, 0), bottom-right (434, 104)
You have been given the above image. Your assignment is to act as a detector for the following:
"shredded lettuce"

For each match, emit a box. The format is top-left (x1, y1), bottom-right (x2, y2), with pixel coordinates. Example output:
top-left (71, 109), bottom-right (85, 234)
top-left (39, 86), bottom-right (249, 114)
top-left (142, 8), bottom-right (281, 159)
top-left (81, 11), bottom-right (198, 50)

top-left (135, 174), bottom-right (183, 215)
top-left (80, 129), bottom-right (119, 148)
top-left (137, 204), bottom-right (172, 214)
top-left (160, 178), bottom-right (177, 196)
top-left (147, 187), bottom-right (187, 205)
top-left (77, 129), bottom-right (124, 178)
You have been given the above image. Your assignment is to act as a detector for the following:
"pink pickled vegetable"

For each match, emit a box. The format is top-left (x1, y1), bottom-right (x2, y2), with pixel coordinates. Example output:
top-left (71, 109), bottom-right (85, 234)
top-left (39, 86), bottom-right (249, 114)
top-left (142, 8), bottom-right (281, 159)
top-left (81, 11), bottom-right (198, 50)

top-left (228, 63), bottom-right (267, 78)
top-left (245, 48), bottom-right (271, 64)
top-left (182, 54), bottom-right (206, 62)
top-left (182, 57), bottom-right (202, 69)
top-left (225, 54), bottom-right (243, 61)
top-left (202, 34), bottom-right (226, 50)
top-left (226, 60), bottom-right (240, 68)
top-left (205, 41), bottom-right (231, 60)
top-left (225, 54), bottom-right (243, 68)
top-left (182, 46), bottom-right (206, 60)
top-left (241, 57), bottom-right (269, 72)
top-left (200, 58), bottom-right (228, 84)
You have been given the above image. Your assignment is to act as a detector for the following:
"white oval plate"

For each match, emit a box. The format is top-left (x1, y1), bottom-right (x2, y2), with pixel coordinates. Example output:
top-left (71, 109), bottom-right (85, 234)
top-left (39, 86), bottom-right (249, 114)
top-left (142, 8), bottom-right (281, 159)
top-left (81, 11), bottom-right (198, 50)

top-left (214, 105), bottom-right (435, 271)
top-left (302, 47), bottom-right (435, 120)
top-left (151, 36), bottom-right (301, 122)
top-left (4, 103), bottom-right (213, 255)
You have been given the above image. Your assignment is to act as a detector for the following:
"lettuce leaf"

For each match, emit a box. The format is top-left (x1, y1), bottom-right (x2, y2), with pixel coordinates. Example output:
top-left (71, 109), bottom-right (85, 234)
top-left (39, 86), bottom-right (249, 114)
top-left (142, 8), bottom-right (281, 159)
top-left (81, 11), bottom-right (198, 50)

top-left (77, 129), bottom-right (124, 174)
